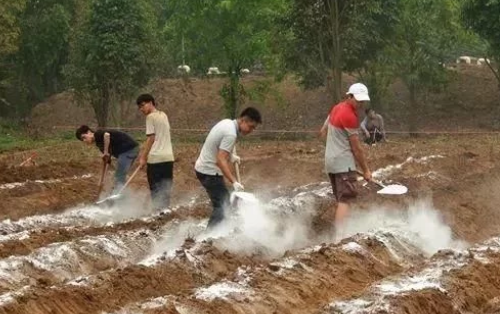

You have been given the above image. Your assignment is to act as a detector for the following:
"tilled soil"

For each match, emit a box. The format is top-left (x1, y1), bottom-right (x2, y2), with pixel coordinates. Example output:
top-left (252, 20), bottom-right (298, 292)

top-left (0, 137), bottom-right (499, 314)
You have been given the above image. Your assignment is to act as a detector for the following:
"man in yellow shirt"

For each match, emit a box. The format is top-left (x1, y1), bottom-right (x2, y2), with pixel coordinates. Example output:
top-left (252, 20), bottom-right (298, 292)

top-left (136, 94), bottom-right (175, 211)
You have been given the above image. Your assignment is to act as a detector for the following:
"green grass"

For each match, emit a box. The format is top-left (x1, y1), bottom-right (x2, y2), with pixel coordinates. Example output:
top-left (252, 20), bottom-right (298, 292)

top-left (0, 123), bottom-right (317, 155)
top-left (0, 123), bottom-right (75, 153)
top-left (0, 133), bottom-right (69, 153)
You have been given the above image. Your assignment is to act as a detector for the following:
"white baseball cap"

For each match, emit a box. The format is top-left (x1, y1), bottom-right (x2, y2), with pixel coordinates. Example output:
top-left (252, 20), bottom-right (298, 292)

top-left (346, 83), bottom-right (370, 101)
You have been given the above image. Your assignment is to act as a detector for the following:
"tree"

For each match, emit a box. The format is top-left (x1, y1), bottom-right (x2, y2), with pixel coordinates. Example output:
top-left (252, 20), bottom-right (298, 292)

top-left (66, 0), bottom-right (159, 127)
top-left (463, 0), bottom-right (500, 124)
top-left (165, 0), bottom-right (287, 118)
top-left (15, 0), bottom-right (74, 118)
top-left (0, 0), bottom-right (74, 120)
top-left (283, 0), bottom-right (400, 104)
top-left (0, 1), bottom-right (26, 116)
top-left (389, 0), bottom-right (461, 132)
top-left (0, 1), bottom-right (26, 58)
top-left (355, 55), bottom-right (395, 111)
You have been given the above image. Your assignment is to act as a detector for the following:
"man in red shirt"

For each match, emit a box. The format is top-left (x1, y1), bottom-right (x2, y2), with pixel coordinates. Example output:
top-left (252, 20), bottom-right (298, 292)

top-left (324, 83), bottom-right (372, 238)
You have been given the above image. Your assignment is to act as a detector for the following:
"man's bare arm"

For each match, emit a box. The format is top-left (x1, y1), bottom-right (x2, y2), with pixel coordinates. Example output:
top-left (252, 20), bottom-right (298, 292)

top-left (139, 135), bottom-right (155, 167)
top-left (216, 150), bottom-right (237, 184)
top-left (349, 134), bottom-right (371, 180)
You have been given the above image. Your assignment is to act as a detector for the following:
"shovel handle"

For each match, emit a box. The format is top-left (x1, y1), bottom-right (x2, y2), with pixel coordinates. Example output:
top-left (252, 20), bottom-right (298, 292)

top-left (356, 170), bottom-right (385, 188)
top-left (232, 147), bottom-right (241, 183)
top-left (116, 165), bottom-right (142, 195)
top-left (19, 152), bottom-right (37, 167)
top-left (234, 162), bottom-right (241, 183)
top-left (96, 161), bottom-right (109, 200)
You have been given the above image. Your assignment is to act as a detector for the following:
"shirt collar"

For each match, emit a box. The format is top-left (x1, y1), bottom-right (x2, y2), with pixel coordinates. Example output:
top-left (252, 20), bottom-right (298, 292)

top-left (345, 101), bottom-right (358, 117)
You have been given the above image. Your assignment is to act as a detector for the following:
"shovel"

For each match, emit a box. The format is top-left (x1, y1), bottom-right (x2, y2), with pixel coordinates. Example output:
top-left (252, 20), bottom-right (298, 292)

top-left (230, 161), bottom-right (259, 207)
top-left (357, 171), bottom-right (408, 195)
top-left (19, 152), bottom-right (38, 167)
top-left (96, 161), bottom-right (109, 201)
top-left (95, 165), bottom-right (142, 206)
top-left (372, 180), bottom-right (408, 195)
top-left (230, 148), bottom-right (259, 207)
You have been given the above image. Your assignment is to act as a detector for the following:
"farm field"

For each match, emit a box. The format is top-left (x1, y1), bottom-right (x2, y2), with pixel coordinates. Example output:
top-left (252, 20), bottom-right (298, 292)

top-left (0, 135), bottom-right (500, 314)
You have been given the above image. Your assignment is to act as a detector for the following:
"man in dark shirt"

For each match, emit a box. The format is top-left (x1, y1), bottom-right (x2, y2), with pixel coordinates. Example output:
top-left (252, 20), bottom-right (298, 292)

top-left (76, 125), bottom-right (139, 192)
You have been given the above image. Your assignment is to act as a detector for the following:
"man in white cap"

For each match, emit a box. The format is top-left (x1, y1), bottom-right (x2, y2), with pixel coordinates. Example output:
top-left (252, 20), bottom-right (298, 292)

top-left (323, 83), bottom-right (372, 237)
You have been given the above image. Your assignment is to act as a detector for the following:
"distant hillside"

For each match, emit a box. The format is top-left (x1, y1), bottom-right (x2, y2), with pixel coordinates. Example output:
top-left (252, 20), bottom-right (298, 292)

top-left (29, 65), bottom-right (499, 133)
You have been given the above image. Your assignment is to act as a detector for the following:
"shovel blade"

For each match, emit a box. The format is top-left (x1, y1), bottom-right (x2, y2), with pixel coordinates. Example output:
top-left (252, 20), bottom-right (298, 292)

top-left (95, 193), bottom-right (122, 206)
top-left (377, 184), bottom-right (408, 195)
top-left (230, 191), bottom-right (259, 208)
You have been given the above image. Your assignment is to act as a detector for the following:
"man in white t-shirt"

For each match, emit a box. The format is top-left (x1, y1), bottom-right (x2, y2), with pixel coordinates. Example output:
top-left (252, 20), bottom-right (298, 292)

top-left (195, 107), bottom-right (262, 229)
top-left (136, 94), bottom-right (175, 211)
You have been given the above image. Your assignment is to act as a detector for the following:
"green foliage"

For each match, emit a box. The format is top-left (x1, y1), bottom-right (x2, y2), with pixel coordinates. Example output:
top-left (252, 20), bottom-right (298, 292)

top-left (0, 0), bottom-right (73, 120)
top-left (65, 0), bottom-right (160, 126)
top-left (0, 0), bottom-right (497, 129)
top-left (463, 0), bottom-right (500, 55)
top-left (453, 30), bottom-right (489, 59)
top-left (220, 81), bottom-right (247, 119)
top-left (391, 0), bottom-right (459, 91)
top-left (462, 0), bottom-right (500, 127)
top-left (357, 0), bottom-right (486, 115)
top-left (386, 0), bottom-right (462, 131)
top-left (283, 0), bottom-right (400, 103)
top-left (356, 55), bottom-right (395, 111)
top-left (246, 79), bottom-right (286, 108)
top-left (15, 0), bottom-right (74, 116)
top-left (463, 0), bottom-right (500, 83)
top-left (166, 0), bottom-right (286, 71)
top-left (0, 1), bottom-right (26, 57)
top-left (165, 0), bottom-right (287, 118)
top-left (0, 118), bottom-right (69, 152)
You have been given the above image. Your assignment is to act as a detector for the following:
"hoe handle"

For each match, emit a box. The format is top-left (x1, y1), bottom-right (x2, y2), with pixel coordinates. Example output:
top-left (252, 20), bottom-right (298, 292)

top-left (234, 162), bottom-right (241, 183)
top-left (116, 165), bottom-right (142, 195)
top-left (233, 147), bottom-right (241, 183)
top-left (96, 161), bottom-right (109, 200)
top-left (356, 170), bottom-right (385, 188)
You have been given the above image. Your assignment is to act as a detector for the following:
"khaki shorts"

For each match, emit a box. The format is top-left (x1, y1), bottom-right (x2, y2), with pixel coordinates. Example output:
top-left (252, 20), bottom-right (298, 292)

top-left (328, 171), bottom-right (358, 203)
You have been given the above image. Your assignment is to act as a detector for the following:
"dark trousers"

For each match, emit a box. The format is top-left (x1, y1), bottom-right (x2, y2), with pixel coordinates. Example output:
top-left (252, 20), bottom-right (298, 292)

top-left (147, 162), bottom-right (174, 211)
top-left (196, 171), bottom-right (230, 228)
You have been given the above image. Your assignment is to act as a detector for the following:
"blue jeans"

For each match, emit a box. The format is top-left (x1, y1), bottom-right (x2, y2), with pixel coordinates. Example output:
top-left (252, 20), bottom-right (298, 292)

top-left (196, 171), bottom-right (230, 229)
top-left (114, 147), bottom-right (139, 192)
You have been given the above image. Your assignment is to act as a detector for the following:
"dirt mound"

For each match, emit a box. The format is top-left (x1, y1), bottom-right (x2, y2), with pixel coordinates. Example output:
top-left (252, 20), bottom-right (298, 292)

top-left (0, 238), bottom-right (263, 314)
top-left (0, 160), bottom-right (91, 184)
top-left (29, 75), bottom-right (333, 132)
top-left (29, 66), bottom-right (500, 133)
top-left (29, 92), bottom-right (96, 131)
top-left (0, 177), bottom-right (97, 220)
top-left (326, 239), bottom-right (500, 314)
top-left (0, 137), bottom-right (499, 313)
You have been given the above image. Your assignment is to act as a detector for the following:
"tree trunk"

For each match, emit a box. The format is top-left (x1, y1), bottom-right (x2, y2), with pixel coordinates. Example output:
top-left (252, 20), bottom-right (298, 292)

top-left (408, 84), bottom-right (418, 136)
top-left (229, 73), bottom-right (239, 119)
top-left (326, 0), bottom-right (342, 104)
top-left (495, 84), bottom-right (500, 130)
top-left (119, 100), bottom-right (126, 127)
top-left (471, 56), bottom-right (500, 128)
top-left (332, 66), bottom-right (342, 104)
top-left (93, 86), bottom-right (109, 127)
